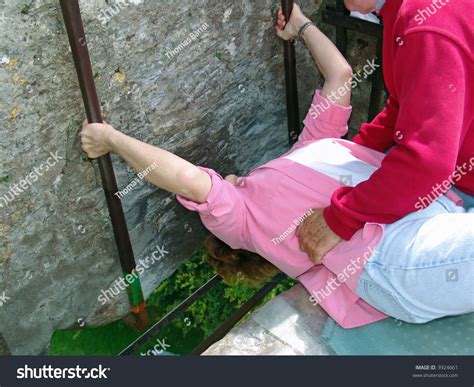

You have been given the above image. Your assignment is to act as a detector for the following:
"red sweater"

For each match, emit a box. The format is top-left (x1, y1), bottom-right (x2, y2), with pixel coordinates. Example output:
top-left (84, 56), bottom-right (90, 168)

top-left (324, 0), bottom-right (474, 240)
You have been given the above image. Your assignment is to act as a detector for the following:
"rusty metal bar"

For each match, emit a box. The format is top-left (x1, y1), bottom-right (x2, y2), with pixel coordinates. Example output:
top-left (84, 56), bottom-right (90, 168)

top-left (335, 0), bottom-right (348, 55)
top-left (190, 273), bottom-right (287, 355)
top-left (322, 6), bottom-right (383, 38)
top-left (281, 0), bottom-right (301, 145)
top-left (119, 275), bottom-right (222, 355)
top-left (119, 271), bottom-right (287, 355)
top-left (59, 0), bottom-right (148, 329)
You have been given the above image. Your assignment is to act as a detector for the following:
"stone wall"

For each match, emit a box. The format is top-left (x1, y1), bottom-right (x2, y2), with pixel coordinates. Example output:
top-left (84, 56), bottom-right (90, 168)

top-left (0, 0), bottom-right (382, 354)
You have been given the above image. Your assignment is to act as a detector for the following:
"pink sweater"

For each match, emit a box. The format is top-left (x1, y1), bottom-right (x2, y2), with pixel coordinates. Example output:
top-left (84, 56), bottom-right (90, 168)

top-left (177, 91), bottom-right (389, 328)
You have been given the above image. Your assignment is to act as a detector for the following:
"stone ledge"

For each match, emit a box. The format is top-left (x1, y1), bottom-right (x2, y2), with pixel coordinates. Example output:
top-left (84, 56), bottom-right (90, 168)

top-left (203, 284), bottom-right (334, 355)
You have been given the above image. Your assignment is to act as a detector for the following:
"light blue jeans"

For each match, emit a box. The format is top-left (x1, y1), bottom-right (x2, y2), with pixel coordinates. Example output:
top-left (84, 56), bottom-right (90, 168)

top-left (356, 188), bottom-right (474, 323)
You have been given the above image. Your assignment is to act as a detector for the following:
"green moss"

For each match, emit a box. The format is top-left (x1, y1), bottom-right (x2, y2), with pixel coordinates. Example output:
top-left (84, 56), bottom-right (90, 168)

top-left (48, 246), bottom-right (295, 355)
top-left (49, 321), bottom-right (139, 356)
top-left (0, 175), bottom-right (10, 184)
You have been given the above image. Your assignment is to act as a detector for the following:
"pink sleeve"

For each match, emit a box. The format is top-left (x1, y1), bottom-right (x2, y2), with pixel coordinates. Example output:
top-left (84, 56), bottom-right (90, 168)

top-left (297, 90), bottom-right (352, 143)
top-left (176, 167), bottom-right (247, 249)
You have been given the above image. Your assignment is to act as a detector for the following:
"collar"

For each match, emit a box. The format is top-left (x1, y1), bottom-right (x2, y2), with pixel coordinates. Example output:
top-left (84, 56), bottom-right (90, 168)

top-left (376, 0), bottom-right (386, 13)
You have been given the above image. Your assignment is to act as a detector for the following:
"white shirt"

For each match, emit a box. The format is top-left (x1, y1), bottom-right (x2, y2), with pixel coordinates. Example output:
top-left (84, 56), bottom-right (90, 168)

top-left (283, 139), bottom-right (378, 187)
top-left (376, 0), bottom-right (386, 13)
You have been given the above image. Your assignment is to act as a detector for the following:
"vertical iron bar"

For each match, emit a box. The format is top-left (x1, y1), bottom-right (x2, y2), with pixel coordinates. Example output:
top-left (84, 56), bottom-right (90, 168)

top-left (281, 0), bottom-right (300, 145)
top-left (119, 275), bottom-right (222, 355)
top-left (368, 37), bottom-right (384, 122)
top-left (335, 0), bottom-right (348, 55)
top-left (59, 0), bottom-right (148, 329)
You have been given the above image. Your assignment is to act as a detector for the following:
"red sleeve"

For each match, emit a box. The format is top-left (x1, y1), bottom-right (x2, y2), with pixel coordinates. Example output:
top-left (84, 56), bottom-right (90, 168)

top-left (351, 95), bottom-right (399, 152)
top-left (324, 33), bottom-right (470, 240)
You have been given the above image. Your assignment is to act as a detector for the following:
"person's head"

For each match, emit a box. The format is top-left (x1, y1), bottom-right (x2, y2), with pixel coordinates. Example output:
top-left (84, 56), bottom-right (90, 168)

top-left (343, 0), bottom-right (379, 14)
top-left (204, 235), bottom-right (279, 287)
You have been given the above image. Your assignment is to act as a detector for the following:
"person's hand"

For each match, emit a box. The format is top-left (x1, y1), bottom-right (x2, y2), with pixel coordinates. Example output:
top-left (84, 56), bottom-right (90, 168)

top-left (225, 174), bottom-right (239, 185)
top-left (276, 3), bottom-right (310, 41)
top-left (80, 120), bottom-right (116, 159)
top-left (297, 208), bottom-right (341, 264)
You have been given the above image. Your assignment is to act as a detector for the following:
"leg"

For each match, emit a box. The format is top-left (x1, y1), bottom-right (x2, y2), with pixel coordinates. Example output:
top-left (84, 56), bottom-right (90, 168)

top-left (356, 195), bottom-right (474, 323)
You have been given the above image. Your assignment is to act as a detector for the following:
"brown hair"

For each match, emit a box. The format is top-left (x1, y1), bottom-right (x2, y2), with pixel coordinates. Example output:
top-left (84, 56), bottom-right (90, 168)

top-left (204, 235), bottom-right (280, 287)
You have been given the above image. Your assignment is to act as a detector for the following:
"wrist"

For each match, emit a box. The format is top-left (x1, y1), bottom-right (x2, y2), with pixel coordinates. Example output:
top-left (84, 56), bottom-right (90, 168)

top-left (300, 22), bottom-right (317, 43)
top-left (294, 15), bottom-right (310, 32)
top-left (105, 126), bottom-right (120, 153)
top-left (286, 14), bottom-right (310, 39)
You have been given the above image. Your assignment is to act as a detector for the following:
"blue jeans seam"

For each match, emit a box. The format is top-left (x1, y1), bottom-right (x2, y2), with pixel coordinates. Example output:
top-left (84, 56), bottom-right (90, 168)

top-left (359, 277), bottom-right (415, 322)
top-left (436, 196), bottom-right (457, 213)
top-left (364, 257), bottom-right (474, 271)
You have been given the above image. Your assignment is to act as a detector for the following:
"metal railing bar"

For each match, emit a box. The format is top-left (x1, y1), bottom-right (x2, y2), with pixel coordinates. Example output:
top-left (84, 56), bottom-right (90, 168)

top-left (119, 274), bottom-right (221, 355)
top-left (60, 0), bottom-right (148, 328)
top-left (190, 273), bottom-right (287, 355)
top-left (334, 0), bottom-right (349, 56)
top-left (282, 0), bottom-right (301, 145)
top-left (368, 38), bottom-right (385, 121)
top-left (322, 7), bottom-right (383, 38)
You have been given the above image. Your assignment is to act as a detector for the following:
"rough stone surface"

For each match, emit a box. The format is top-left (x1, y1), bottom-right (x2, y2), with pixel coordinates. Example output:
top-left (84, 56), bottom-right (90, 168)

top-left (0, 0), bottom-right (380, 354)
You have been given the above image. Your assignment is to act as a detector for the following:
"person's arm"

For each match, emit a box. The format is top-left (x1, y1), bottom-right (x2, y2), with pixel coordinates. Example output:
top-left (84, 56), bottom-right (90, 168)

top-left (324, 32), bottom-right (470, 239)
top-left (302, 25), bottom-right (352, 107)
top-left (276, 4), bottom-right (353, 146)
top-left (277, 4), bottom-right (352, 105)
top-left (80, 122), bottom-right (249, 249)
top-left (80, 121), bottom-right (212, 203)
top-left (278, 4), bottom-right (398, 151)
